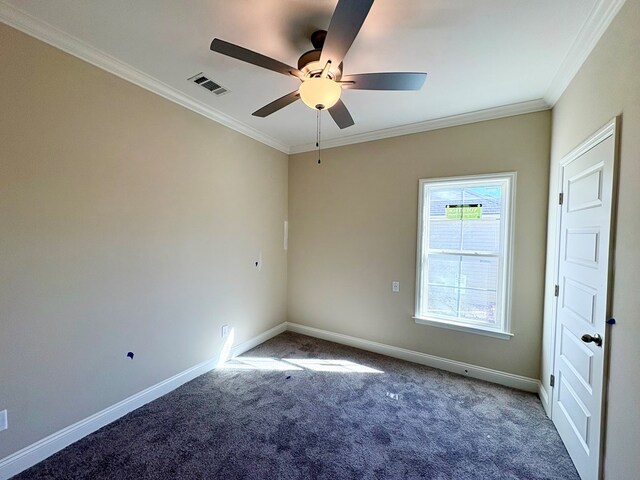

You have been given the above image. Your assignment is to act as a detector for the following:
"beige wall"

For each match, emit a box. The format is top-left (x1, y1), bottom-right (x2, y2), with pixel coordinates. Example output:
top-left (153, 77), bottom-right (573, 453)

top-left (288, 111), bottom-right (551, 379)
top-left (541, 0), bottom-right (640, 477)
top-left (0, 24), bottom-right (288, 459)
top-left (5, 0), bottom-right (638, 473)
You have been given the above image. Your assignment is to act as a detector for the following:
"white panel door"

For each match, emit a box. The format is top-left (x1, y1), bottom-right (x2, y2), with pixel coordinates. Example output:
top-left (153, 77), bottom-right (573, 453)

top-left (552, 119), bottom-right (618, 480)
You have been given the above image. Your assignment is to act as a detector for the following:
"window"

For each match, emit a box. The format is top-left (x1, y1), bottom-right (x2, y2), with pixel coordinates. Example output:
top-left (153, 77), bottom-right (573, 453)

top-left (414, 173), bottom-right (515, 339)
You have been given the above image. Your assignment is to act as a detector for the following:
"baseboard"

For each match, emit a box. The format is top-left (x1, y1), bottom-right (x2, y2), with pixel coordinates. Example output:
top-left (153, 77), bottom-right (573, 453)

top-left (538, 381), bottom-right (551, 416)
top-left (0, 322), bottom-right (287, 480)
top-left (1, 321), bottom-right (537, 478)
top-left (230, 322), bottom-right (287, 358)
top-left (286, 322), bottom-right (539, 393)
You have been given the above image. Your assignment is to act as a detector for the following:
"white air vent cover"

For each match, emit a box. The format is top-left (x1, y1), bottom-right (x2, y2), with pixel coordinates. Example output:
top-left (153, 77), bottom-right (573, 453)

top-left (188, 73), bottom-right (229, 95)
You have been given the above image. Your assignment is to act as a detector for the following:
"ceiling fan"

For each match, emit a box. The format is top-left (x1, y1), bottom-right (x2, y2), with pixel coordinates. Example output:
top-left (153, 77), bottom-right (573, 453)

top-left (210, 0), bottom-right (427, 129)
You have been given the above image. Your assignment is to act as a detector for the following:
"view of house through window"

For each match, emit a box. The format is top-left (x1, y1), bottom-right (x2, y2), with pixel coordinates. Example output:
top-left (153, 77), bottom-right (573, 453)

top-left (415, 173), bottom-right (515, 338)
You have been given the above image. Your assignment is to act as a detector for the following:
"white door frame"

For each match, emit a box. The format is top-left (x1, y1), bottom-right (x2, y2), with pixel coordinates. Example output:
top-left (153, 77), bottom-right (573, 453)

top-left (548, 116), bottom-right (620, 479)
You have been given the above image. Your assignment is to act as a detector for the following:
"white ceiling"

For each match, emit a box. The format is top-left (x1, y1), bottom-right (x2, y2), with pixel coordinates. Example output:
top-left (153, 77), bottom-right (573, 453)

top-left (0, 0), bottom-right (621, 153)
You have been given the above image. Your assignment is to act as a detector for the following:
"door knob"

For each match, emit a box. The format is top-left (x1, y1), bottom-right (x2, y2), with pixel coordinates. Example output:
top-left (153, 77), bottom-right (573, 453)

top-left (581, 333), bottom-right (602, 347)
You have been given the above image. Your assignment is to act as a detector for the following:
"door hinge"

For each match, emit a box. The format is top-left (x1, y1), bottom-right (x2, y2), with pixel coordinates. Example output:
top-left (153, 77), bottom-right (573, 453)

top-left (554, 285), bottom-right (559, 297)
top-left (558, 192), bottom-right (563, 205)
top-left (550, 374), bottom-right (555, 387)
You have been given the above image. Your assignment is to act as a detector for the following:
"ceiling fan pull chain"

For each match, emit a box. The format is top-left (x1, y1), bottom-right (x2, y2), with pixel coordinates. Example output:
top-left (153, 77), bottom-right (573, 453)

top-left (211, 1), bottom-right (426, 131)
top-left (317, 108), bottom-right (322, 164)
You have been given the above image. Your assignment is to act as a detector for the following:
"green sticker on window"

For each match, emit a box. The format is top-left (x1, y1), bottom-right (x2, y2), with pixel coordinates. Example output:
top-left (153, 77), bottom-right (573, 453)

top-left (445, 204), bottom-right (482, 219)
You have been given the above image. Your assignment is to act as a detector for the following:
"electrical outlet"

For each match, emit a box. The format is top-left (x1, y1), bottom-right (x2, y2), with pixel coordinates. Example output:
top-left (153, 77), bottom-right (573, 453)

top-left (0, 410), bottom-right (7, 432)
top-left (221, 324), bottom-right (229, 338)
top-left (392, 281), bottom-right (400, 292)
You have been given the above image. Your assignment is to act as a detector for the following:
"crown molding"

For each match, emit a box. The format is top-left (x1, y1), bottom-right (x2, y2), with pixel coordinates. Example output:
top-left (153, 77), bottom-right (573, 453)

top-left (544, 0), bottom-right (627, 105)
top-left (289, 99), bottom-right (550, 154)
top-left (0, 1), bottom-right (290, 154)
top-left (2, 0), bottom-right (622, 155)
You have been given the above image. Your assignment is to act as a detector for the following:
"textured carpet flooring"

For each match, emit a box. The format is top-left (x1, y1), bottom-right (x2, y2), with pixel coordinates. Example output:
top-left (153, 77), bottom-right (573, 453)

top-left (14, 332), bottom-right (579, 479)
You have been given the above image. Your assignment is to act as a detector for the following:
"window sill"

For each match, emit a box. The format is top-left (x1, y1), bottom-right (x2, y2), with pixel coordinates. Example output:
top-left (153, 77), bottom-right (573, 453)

top-left (413, 316), bottom-right (513, 340)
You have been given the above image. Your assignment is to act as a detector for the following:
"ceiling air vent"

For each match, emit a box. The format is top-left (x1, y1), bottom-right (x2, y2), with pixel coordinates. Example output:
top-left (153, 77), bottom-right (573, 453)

top-left (188, 73), bottom-right (229, 96)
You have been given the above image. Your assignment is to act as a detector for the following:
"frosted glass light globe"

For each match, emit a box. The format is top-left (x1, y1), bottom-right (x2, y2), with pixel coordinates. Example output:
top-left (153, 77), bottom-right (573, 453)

top-left (299, 77), bottom-right (341, 110)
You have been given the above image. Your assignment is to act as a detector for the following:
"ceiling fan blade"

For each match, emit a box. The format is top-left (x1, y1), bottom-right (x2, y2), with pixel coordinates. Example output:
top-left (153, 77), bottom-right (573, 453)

top-left (320, 0), bottom-right (374, 67)
top-left (341, 72), bottom-right (427, 90)
top-left (211, 38), bottom-right (302, 78)
top-left (252, 91), bottom-right (300, 117)
top-left (328, 99), bottom-right (355, 129)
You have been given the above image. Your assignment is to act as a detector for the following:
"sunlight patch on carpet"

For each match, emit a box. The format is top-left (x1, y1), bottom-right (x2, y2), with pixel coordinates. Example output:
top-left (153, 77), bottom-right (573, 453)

top-left (221, 357), bottom-right (383, 373)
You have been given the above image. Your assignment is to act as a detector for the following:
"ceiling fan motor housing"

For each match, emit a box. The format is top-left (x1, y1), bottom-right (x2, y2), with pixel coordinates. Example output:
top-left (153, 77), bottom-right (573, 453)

top-left (298, 31), bottom-right (343, 81)
top-left (209, 1), bottom-right (425, 130)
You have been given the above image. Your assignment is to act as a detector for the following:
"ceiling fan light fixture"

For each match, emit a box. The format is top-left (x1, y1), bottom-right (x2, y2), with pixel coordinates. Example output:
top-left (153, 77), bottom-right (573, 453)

top-left (299, 77), bottom-right (341, 110)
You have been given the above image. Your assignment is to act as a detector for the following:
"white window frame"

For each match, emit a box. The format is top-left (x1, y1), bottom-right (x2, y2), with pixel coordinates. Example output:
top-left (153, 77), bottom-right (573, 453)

top-left (414, 172), bottom-right (516, 339)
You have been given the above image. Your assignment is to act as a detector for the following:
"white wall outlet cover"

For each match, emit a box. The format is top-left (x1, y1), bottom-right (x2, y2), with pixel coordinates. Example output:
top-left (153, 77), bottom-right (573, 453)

top-left (0, 410), bottom-right (7, 431)
top-left (392, 281), bottom-right (400, 292)
top-left (221, 324), bottom-right (230, 338)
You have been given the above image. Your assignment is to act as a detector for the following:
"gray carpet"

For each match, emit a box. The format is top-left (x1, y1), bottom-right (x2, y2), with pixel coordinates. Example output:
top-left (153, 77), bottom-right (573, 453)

top-left (14, 332), bottom-right (579, 479)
